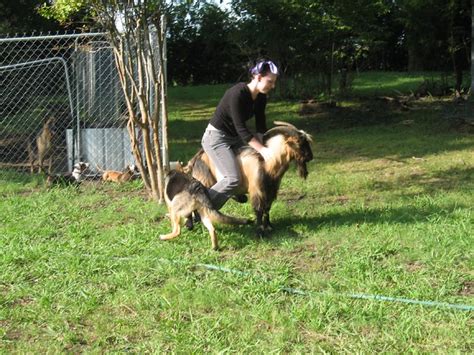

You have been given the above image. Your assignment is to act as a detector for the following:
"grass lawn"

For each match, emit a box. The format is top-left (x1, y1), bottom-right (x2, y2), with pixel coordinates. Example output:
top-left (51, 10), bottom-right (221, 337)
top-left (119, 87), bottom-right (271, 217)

top-left (1, 73), bottom-right (473, 352)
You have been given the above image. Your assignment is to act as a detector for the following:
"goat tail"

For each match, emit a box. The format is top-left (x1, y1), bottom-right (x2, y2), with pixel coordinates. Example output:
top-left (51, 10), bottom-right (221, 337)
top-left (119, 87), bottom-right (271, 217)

top-left (184, 148), bottom-right (204, 174)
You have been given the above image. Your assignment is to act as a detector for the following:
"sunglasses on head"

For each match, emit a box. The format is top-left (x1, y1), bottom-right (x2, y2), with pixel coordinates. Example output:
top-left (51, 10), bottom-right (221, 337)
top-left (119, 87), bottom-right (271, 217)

top-left (250, 60), bottom-right (279, 75)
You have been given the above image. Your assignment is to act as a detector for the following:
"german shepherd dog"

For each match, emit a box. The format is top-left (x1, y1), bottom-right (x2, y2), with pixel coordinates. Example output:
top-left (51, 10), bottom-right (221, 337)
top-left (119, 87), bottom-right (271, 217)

top-left (27, 116), bottom-right (55, 174)
top-left (161, 170), bottom-right (252, 250)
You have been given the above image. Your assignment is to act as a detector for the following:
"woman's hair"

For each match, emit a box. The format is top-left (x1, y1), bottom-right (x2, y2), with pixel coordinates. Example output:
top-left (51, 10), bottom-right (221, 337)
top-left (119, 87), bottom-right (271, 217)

top-left (249, 59), bottom-right (279, 77)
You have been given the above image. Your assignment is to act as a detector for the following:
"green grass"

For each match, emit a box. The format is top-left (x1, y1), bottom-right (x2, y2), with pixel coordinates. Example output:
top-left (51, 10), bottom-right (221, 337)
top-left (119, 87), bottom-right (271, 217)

top-left (350, 71), bottom-right (471, 97)
top-left (1, 75), bottom-right (474, 352)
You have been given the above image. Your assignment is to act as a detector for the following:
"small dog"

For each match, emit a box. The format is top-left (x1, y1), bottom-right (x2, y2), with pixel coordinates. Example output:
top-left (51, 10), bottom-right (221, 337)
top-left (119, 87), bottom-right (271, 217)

top-left (98, 164), bottom-right (139, 183)
top-left (46, 162), bottom-right (89, 187)
top-left (160, 170), bottom-right (252, 250)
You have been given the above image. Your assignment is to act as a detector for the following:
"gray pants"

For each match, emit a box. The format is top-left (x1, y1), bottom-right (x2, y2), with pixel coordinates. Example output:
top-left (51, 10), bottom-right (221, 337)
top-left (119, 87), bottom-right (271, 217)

top-left (201, 127), bottom-right (245, 210)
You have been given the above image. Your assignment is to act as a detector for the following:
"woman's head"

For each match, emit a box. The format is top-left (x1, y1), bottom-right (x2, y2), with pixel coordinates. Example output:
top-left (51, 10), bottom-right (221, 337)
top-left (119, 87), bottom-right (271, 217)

top-left (249, 60), bottom-right (279, 94)
top-left (250, 60), bottom-right (279, 77)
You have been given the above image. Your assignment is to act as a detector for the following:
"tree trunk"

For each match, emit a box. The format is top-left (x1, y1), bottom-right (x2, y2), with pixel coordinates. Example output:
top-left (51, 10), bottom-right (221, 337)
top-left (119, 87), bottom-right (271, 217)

top-left (407, 35), bottom-right (424, 72)
top-left (97, 3), bottom-right (168, 203)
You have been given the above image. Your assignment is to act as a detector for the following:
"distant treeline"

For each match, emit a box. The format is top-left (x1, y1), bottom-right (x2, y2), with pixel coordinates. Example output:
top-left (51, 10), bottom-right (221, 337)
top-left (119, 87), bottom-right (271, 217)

top-left (166, 0), bottom-right (471, 97)
top-left (1, 0), bottom-right (471, 97)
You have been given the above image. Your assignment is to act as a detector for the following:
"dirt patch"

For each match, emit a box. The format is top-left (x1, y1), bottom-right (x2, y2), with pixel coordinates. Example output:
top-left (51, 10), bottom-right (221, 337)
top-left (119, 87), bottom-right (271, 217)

top-left (405, 261), bottom-right (424, 272)
top-left (459, 280), bottom-right (474, 296)
top-left (325, 195), bottom-right (350, 205)
top-left (10, 296), bottom-right (34, 307)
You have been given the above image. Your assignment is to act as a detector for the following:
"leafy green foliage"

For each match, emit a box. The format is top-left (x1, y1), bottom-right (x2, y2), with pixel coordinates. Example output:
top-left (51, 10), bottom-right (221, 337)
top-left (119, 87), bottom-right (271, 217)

top-left (38, 0), bottom-right (88, 23)
top-left (0, 0), bottom-right (60, 33)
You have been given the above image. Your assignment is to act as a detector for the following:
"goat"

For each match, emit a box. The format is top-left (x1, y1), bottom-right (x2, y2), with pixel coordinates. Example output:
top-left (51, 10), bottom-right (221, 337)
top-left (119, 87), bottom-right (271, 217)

top-left (27, 117), bottom-right (55, 173)
top-left (187, 121), bottom-right (313, 237)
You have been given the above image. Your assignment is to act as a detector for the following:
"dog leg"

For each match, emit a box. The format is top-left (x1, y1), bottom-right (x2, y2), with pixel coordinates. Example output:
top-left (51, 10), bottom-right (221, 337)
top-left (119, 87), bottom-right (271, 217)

top-left (37, 156), bottom-right (43, 173)
top-left (160, 212), bottom-right (181, 240)
top-left (47, 156), bottom-right (52, 175)
top-left (201, 215), bottom-right (218, 250)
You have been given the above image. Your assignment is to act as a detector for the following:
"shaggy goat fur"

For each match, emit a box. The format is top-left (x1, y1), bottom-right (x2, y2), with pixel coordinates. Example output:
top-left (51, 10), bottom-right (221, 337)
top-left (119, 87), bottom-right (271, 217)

top-left (186, 121), bottom-right (313, 236)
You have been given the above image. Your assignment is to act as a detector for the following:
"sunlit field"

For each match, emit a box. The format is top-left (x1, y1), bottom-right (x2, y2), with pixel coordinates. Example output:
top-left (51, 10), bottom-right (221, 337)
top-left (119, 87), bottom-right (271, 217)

top-left (1, 72), bottom-right (473, 352)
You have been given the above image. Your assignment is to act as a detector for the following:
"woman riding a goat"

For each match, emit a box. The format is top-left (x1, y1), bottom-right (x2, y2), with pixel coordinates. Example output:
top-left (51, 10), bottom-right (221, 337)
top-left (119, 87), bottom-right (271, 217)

top-left (189, 59), bottom-right (313, 235)
top-left (199, 59), bottom-right (279, 210)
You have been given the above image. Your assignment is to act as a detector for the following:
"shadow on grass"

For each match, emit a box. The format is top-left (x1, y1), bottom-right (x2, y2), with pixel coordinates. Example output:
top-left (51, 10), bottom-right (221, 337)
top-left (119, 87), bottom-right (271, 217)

top-left (371, 166), bottom-right (474, 195)
top-left (214, 200), bottom-right (470, 250)
top-left (167, 98), bottom-right (473, 165)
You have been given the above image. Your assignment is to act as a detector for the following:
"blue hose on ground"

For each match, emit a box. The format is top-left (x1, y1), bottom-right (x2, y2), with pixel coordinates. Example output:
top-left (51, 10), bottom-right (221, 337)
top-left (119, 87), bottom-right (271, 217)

top-left (196, 263), bottom-right (474, 312)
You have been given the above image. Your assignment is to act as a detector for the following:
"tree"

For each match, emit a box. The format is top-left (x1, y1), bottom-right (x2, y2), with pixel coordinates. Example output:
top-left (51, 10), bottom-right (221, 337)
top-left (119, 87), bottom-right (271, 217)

top-left (471, 0), bottom-right (473, 96)
top-left (0, 0), bottom-right (61, 34)
top-left (167, 1), bottom-right (242, 85)
top-left (41, 0), bottom-right (170, 202)
top-left (446, 0), bottom-right (471, 94)
top-left (230, 0), bottom-right (393, 97)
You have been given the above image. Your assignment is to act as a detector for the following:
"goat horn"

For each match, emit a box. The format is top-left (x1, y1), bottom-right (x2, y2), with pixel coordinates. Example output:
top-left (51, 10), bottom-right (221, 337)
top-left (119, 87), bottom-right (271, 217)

top-left (264, 125), bottom-right (297, 140)
top-left (273, 121), bottom-right (298, 130)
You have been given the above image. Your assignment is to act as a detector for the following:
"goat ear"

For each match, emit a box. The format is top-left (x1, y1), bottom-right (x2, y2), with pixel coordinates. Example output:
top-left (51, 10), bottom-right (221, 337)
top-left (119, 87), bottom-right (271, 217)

top-left (285, 136), bottom-right (299, 147)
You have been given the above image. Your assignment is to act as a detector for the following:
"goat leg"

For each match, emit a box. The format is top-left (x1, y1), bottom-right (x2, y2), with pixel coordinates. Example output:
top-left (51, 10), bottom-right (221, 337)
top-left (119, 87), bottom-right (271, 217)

top-left (263, 207), bottom-right (273, 232)
top-left (255, 209), bottom-right (265, 238)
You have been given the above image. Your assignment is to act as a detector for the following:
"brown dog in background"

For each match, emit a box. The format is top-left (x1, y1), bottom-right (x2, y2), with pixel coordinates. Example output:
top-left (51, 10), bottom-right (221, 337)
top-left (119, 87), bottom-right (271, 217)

top-left (97, 164), bottom-right (138, 183)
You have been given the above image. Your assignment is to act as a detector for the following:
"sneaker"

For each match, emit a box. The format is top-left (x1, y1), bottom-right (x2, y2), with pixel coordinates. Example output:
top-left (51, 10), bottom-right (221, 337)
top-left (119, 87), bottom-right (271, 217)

top-left (232, 194), bottom-right (248, 203)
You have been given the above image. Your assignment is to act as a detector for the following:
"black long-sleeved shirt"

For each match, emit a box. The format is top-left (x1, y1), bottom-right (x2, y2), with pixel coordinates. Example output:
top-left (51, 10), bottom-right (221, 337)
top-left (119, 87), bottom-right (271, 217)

top-left (209, 82), bottom-right (267, 143)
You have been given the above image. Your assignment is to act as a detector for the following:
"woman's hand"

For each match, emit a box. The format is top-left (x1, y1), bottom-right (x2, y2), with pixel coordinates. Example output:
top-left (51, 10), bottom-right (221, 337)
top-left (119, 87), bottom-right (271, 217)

top-left (259, 147), bottom-right (273, 162)
top-left (249, 137), bottom-right (272, 162)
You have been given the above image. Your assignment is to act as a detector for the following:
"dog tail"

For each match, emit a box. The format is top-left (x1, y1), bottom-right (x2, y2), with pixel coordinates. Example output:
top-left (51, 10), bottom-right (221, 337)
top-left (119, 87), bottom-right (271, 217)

top-left (95, 164), bottom-right (104, 173)
top-left (191, 182), bottom-right (251, 225)
top-left (205, 207), bottom-right (252, 225)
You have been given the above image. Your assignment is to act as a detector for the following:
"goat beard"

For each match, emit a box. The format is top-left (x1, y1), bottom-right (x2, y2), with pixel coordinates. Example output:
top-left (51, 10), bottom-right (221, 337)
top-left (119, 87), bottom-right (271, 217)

top-left (296, 160), bottom-right (309, 179)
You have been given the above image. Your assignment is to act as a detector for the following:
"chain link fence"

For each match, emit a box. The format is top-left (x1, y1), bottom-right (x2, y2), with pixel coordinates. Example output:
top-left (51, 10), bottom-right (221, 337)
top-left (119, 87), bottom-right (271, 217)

top-left (0, 32), bottom-right (160, 179)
